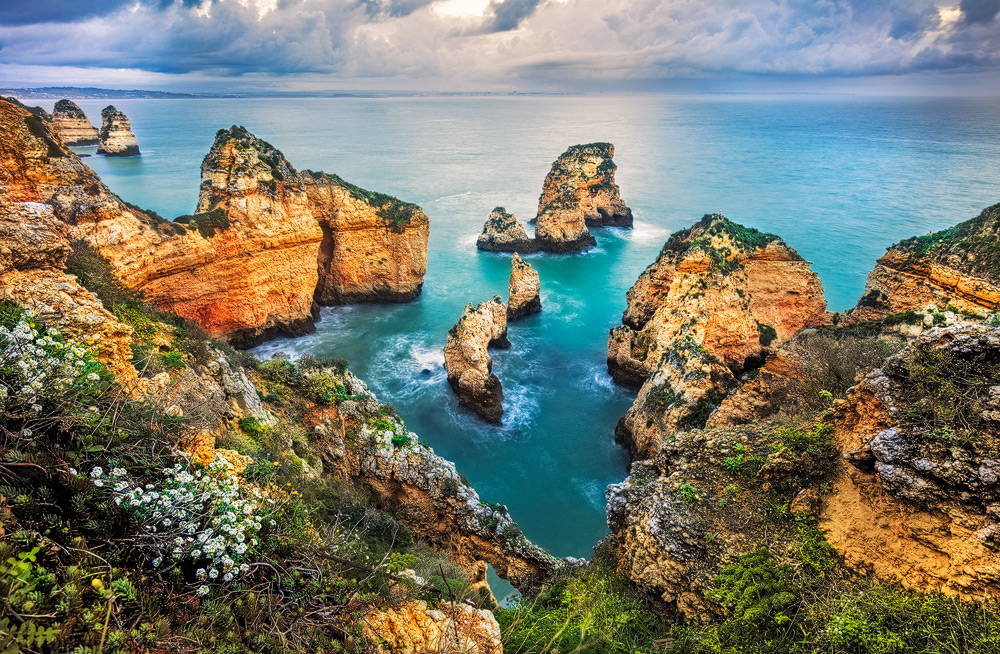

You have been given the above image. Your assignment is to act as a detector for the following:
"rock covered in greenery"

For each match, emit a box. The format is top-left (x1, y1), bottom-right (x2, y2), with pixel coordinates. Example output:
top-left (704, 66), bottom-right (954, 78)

top-left (443, 296), bottom-right (510, 423)
top-left (606, 419), bottom-right (837, 621)
top-left (96, 105), bottom-right (139, 156)
top-left (477, 206), bottom-right (537, 253)
top-left (609, 214), bottom-right (829, 458)
top-left (846, 203), bottom-right (1000, 323)
top-left (507, 253), bottom-right (541, 321)
top-left (50, 99), bottom-right (98, 145)
top-left (534, 142), bottom-right (632, 253)
top-left (824, 322), bottom-right (1000, 600)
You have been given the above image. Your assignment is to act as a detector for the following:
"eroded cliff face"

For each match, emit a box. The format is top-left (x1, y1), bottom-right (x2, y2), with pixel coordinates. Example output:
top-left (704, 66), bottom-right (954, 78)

top-left (97, 105), bottom-right (140, 156)
top-left (363, 600), bottom-right (503, 654)
top-left (507, 254), bottom-right (541, 321)
top-left (443, 297), bottom-right (510, 423)
top-left (845, 203), bottom-right (1000, 323)
top-left (823, 324), bottom-right (1000, 600)
top-left (477, 207), bottom-right (537, 253)
top-left (306, 372), bottom-right (561, 592)
top-left (302, 171), bottom-right (429, 304)
top-left (534, 143), bottom-right (632, 253)
top-left (610, 214), bottom-right (829, 459)
top-left (0, 99), bottom-right (429, 347)
top-left (51, 99), bottom-right (98, 146)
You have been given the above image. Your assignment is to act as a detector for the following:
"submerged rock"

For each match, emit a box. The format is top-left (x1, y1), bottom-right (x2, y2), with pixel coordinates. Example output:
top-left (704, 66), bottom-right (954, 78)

top-left (610, 213), bottom-right (829, 458)
top-left (97, 105), bottom-right (140, 156)
top-left (535, 142), bottom-right (632, 253)
top-left (443, 296), bottom-right (510, 423)
top-left (477, 206), bottom-right (537, 253)
top-left (844, 203), bottom-right (1000, 323)
top-left (507, 253), bottom-right (541, 321)
top-left (51, 99), bottom-right (98, 146)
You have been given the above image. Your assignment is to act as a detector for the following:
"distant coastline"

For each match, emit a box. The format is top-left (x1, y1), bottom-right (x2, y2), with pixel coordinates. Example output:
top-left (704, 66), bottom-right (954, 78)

top-left (3, 85), bottom-right (579, 100)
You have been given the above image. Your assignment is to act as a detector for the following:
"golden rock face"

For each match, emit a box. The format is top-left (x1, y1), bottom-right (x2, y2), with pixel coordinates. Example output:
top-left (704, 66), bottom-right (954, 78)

top-left (0, 99), bottom-right (429, 348)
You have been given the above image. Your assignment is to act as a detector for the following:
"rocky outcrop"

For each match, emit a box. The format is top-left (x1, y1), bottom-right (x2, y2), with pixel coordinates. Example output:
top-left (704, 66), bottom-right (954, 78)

top-left (96, 105), bottom-right (139, 156)
top-left (606, 418), bottom-right (832, 621)
top-left (845, 203), bottom-right (1000, 323)
top-left (0, 98), bottom-right (429, 347)
top-left (302, 171), bottom-right (429, 303)
top-left (477, 207), bottom-right (537, 253)
top-left (507, 254), bottom-right (540, 321)
top-left (534, 143), bottom-right (632, 253)
top-left (609, 214), bottom-right (829, 458)
top-left (443, 297), bottom-right (510, 423)
top-left (363, 600), bottom-right (503, 654)
top-left (51, 99), bottom-right (98, 146)
top-left (823, 323), bottom-right (1000, 600)
top-left (307, 371), bottom-right (561, 592)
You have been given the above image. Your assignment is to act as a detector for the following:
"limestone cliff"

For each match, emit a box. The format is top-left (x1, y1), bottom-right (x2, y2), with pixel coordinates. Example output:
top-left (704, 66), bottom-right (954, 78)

top-left (305, 371), bottom-right (561, 592)
top-left (0, 99), bottom-right (429, 347)
top-left (534, 143), bottom-right (632, 253)
top-left (51, 99), bottom-right (98, 146)
top-left (363, 600), bottom-right (503, 654)
top-left (610, 214), bottom-right (829, 458)
top-left (845, 203), bottom-right (1000, 323)
top-left (96, 105), bottom-right (140, 156)
top-left (823, 323), bottom-right (1000, 600)
top-left (477, 207), bottom-right (537, 253)
top-left (507, 253), bottom-right (540, 321)
top-left (443, 297), bottom-right (510, 423)
top-left (302, 171), bottom-right (429, 303)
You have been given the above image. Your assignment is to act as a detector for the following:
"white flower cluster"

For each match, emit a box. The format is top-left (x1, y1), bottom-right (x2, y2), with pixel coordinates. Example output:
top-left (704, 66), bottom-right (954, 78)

top-left (92, 455), bottom-right (274, 592)
top-left (0, 311), bottom-right (96, 410)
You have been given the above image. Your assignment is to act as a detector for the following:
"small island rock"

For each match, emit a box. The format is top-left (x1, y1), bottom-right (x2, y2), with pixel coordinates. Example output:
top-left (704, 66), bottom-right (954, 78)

top-left (51, 99), bottom-right (99, 146)
top-left (477, 206), bottom-right (537, 253)
top-left (97, 105), bottom-right (140, 156)
top-left (507, 253), bottom-right (541, 321)
top-left (443, 296), bottom-right (510, 423)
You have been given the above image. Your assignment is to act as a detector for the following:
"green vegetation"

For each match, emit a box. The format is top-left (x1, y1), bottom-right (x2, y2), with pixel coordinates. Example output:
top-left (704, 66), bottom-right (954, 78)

top-left (896, 203), bottom-right (1000, 284)
top-left (756, 322), bottom-right (778, 347)
top-left (319, 172), bottom-right (421, 233)
top-left (498, 541), bottom-right (670, 654)
top-left (173, 207), bottom-right (231, 238)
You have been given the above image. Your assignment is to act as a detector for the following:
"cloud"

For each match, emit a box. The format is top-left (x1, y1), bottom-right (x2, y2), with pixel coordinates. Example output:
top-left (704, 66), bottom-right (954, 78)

top-left (1, 0), bottom-right (999, 89)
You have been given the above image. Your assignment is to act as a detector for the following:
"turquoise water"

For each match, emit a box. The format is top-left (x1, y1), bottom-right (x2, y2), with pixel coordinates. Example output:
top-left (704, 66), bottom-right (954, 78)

top-left (45, 95), bottom-right (1000, 567)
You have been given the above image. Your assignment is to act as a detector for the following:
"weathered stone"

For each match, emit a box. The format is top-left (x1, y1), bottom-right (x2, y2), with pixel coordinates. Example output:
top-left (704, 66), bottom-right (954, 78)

top-left (97, 105), bottom-right (140, 156)
top-left (51, 99), bottom-right (98, 146)
top-left (443, 297), bottom-right (510, 423)
top-left (507, 253), bottom-right (540, 321)
top-left (477, 207), bottom-right (537, 253)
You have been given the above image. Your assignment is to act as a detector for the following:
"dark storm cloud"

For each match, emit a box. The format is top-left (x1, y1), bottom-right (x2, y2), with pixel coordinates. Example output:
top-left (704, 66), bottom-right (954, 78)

top-left (960, 0), bottom-right (1000, 23)
top-left (0, 0), bottom-right (134, 26)
top-left (483, 0), bottom-right (542, 32)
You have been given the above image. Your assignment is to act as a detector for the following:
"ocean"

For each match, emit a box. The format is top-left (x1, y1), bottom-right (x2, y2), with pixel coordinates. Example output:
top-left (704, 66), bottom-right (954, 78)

top-left (44, 94), bottom-right (1000, 584)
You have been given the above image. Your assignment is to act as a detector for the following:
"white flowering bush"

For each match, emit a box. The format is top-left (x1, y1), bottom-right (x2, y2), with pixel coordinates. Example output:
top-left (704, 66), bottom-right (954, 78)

top-left (0, 308), bottom-right (105, 415)
top-left (91, 455), bottom-right (279, 595)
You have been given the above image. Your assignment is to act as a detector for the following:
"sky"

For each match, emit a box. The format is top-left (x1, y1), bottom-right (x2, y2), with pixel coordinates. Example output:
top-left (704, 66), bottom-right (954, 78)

top-left (1, 0), bottom-right (999, 94)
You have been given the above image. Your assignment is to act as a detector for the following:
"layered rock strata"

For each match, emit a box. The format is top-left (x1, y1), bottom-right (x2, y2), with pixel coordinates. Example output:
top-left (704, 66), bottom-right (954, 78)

top-left (307, 371), bottom-right (561, 592)
top-left (610, 214), bottom-right (829, 458)
top-left (0, 98), bottom-right (429, 346)
top-left (97, 105), bottom-right (140, 156)
top-left (823, 323), bottom-right (1000, 599)
top-left (844, 203), bottom-right (1000, 323)
top-left (443, 297), bottom-right (510, 423)
top-left (534, 142), bottom-right (632, 253)
top-left (507, 253), bottom-right (541, 321)
top-left (302, 171), bottom-right (429, 303)
top-left (477, 207), bottom-right (537, 253)
top-left (50, 99), bottom-right (98, 145)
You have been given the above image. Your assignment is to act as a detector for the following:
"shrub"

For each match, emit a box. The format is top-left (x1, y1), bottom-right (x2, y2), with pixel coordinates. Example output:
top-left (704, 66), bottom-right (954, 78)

top-left (160, 350), bottom-right (187, 370)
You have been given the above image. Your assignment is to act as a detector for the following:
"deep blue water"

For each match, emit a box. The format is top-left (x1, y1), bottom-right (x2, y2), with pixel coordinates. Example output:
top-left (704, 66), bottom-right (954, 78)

top-left (41, 95), bottom-right (1000, 574)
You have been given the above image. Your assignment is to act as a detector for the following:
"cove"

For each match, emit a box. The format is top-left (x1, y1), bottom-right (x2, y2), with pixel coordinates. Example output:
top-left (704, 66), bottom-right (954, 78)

top-left (61, 93), bottom-right (1000, 567)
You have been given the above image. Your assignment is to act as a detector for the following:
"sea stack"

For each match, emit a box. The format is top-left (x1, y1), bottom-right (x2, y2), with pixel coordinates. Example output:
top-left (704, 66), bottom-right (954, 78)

top-left (51, 99), bottom-right (99, 145)
top-left (443, 296), bottom-right (510, 423)
top-left (609, 213), bottom-right (829, 458)
top-left (477, 207), bottom-right (537, 253)
top-left (97, 105), bottom-right (140, 156)
top-left (535, 142), bottom-right (632, 253)
top-left (507, 254), bottom-right (541, 321)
